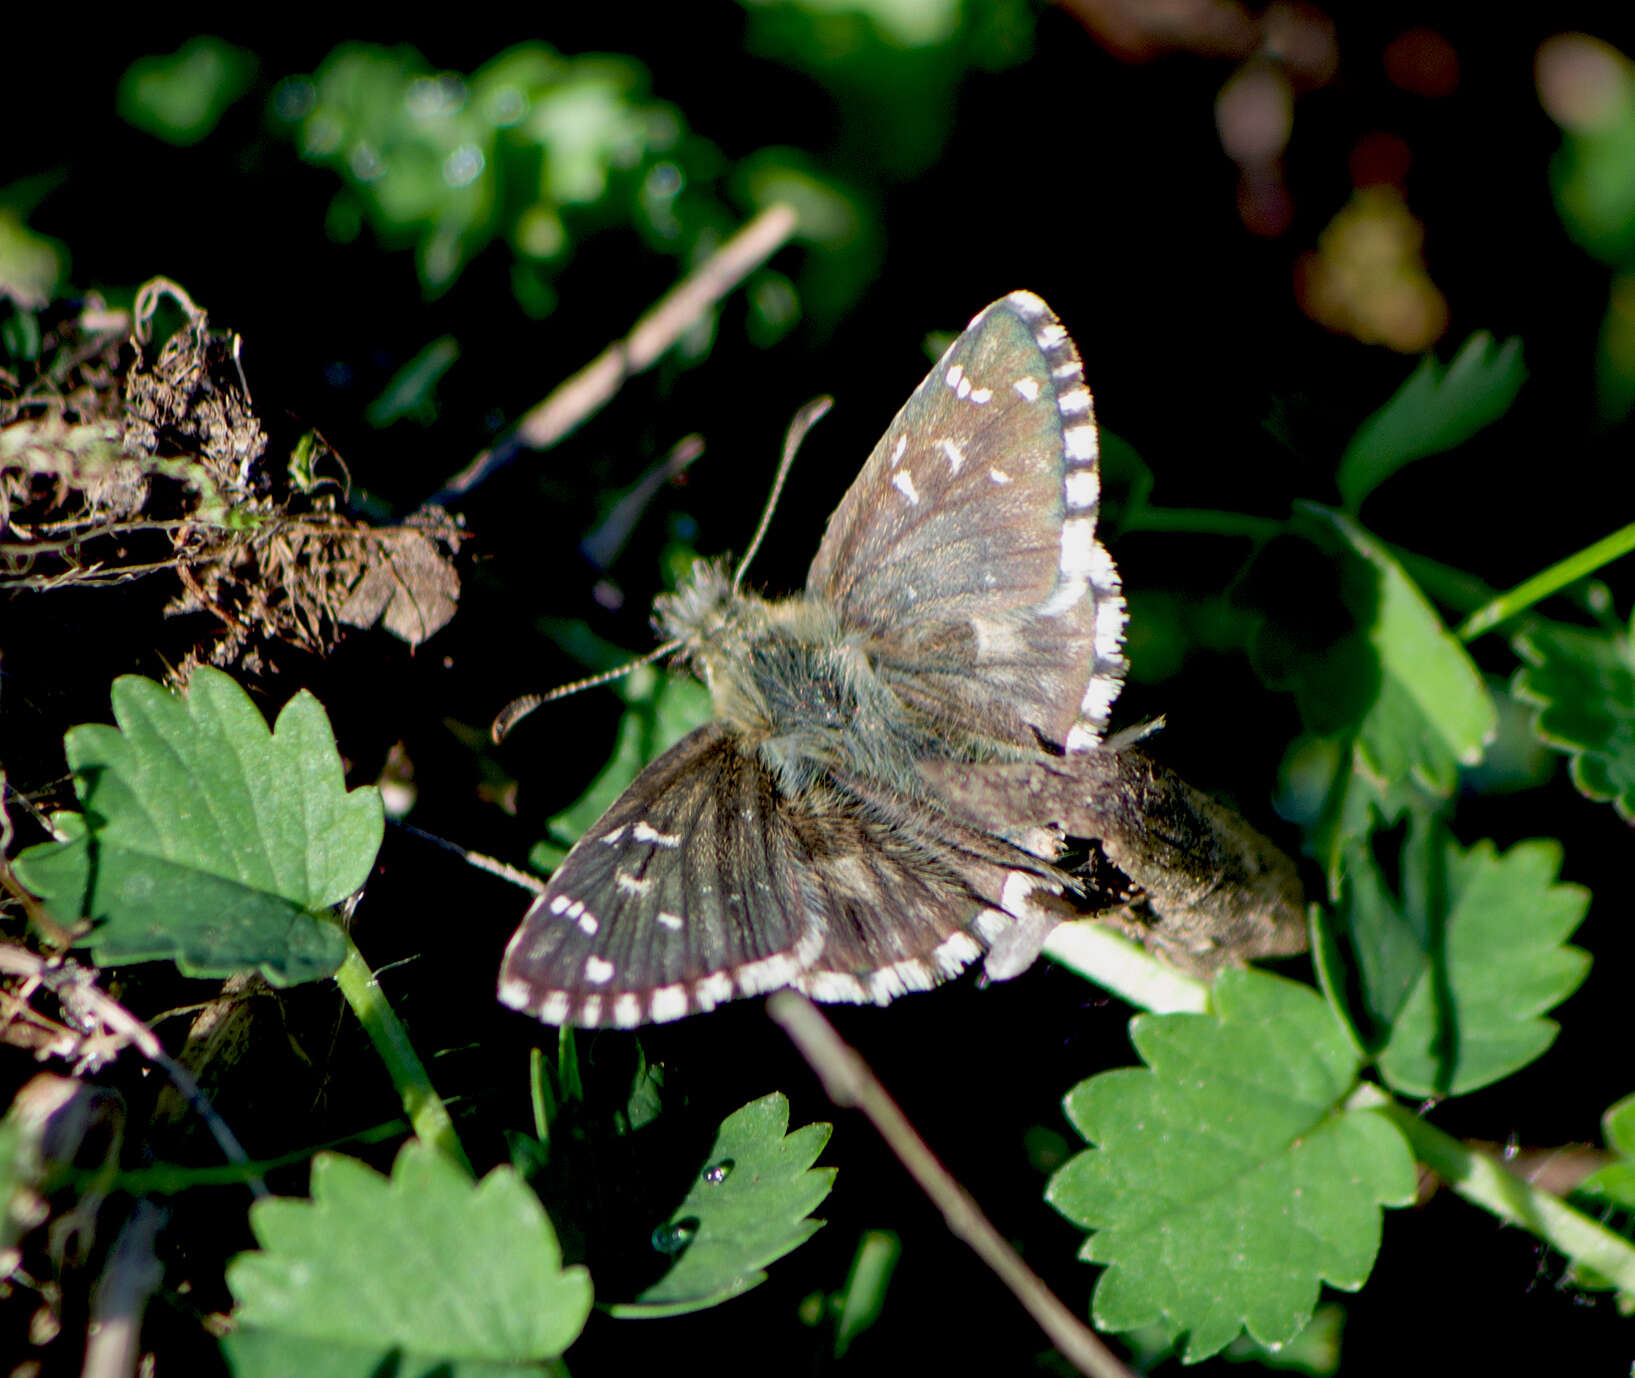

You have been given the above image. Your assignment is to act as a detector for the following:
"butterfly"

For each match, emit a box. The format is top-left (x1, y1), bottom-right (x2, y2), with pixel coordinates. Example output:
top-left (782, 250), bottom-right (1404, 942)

top-left (498, 291), bottom-right (1132, 1029)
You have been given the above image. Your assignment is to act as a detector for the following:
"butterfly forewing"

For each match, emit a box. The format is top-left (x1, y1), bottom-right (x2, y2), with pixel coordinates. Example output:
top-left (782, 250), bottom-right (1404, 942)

top-left (806, 291), bottom-right (1126, 752)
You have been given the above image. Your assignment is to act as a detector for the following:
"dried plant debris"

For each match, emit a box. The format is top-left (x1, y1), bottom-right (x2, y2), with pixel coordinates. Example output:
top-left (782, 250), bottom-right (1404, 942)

top-left (1, 277), bottom-right (462, 678)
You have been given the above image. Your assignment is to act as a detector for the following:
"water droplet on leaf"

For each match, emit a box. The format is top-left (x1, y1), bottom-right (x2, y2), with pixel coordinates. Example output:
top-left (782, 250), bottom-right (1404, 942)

top-left (651, 1217), bottom-right (699, 1254)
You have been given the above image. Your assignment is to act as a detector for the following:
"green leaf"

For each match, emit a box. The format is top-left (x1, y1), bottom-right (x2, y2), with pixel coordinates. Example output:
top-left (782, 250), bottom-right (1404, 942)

top-left (225, 1140), bottom-right (592, 1371)
top-left (365, 334), bottom-right (460, 428)
top-left (1336, 823), bottom-right (1592, 1098)
top-left (221, 1328), bottom-right (534, 1378)
top-left (530, 665), bottom-right (710, 872)
top-left (1512, 617), bottom-right (1635, 821)
top-left (1337, 332), bottom-right (1526, 509)
top-left (1046, 969), bottom-right (1416, 1363)
top-left (1262, 509), bottom-right (1496, 877)
top-left (608, 1092), bottom-right (834, 1317)
top-left (1576, 1092), bottom-right (1635, 1213)
top-left (12, 669), bottom-right (381, 984)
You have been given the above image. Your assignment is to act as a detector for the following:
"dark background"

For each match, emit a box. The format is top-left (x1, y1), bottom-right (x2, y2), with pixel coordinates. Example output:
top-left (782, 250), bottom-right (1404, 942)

top-left (5, 5), bottom-right (1634, 1372)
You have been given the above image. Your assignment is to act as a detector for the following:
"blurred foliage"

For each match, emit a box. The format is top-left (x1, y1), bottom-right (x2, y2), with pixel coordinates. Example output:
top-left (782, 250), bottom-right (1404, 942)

top-left (266, 43), bottom-right (748, 307)
top-left (1295, 186), bottom-right (1448, 353)
top-left (739, 0), bottom-right (1035, 179)
top-left (0, 178), bottom-right (68, 312)
top-left (117, 38), bottom-right (258, 145)
top-left (1539, 32), bottom-right (1635, 420)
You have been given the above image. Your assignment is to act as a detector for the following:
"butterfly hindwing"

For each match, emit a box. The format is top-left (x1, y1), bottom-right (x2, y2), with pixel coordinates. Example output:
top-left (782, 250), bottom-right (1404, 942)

top-left (500, 724), bottom-right (1018, 1027)
top-left (806, 291), bottom-right (1126, 753)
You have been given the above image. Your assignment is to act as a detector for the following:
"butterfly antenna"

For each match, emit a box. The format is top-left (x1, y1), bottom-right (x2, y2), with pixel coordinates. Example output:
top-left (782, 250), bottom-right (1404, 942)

top-left (491, 639), bottom-right (683, 743)
top-left (733, 396), bottom-right (833, 590)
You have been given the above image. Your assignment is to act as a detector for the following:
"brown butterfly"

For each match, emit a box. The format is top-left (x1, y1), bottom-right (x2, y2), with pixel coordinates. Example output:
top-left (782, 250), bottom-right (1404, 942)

top-left (498, 292), bottom-right (1302, 1028)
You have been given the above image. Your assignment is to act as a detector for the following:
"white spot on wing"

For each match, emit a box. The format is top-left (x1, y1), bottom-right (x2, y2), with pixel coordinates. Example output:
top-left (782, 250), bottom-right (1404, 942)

top-left (613, 993), bottom-right (642, 1027)
top-left (657, 911), bottom-right (684, 931)
top-left (585, 955), bottom-right (616, 985)
top-left (1079, 674), bottom-right (1122, 723)
top-left (1089, 542), bottom-right (1122, 593)
top-left (694, 972), bottom-right (734, 1009)
top-left (580, 995), bottom-right (602, 1024)
top-left (892, 470), bottom-right (920, 504)
top-left (946, 364), bottom-right (964, 390)
top-left (932, 931), bottom-right (982, 975)
top-left (868, 960), bottom-right (932, 1003)
top-left (972, 615), bottom-right (1024, 660)
top-left (1036, 323), bottom-right (1067, 348)
top-left (1096, 593), bottom-right (1129, 662)
top-left (651, 985), bottom-right (688, 1022)
top-left (1059, 388), bottom-right (1093, 416)
top-left (1010, 292), bottom-right (1048, 317)
top-left (989, 468), bottom-right (1012, 485)
top-left (802, 970), bottom-right (867, 1002)
top-left (615, 872), bottom-right (651, 896)
top-left (577, 913), bottom-right (599, 936)
top-left (794, 922), bottom-right (827, 967)
top-left (735, 953), bottom-right (796, 994)
top-left (632, 821), bottom-right (680, 848)
top-left (890, 435), bottom-right (907, 466)
top-left (1065, 722), bottom-right (1100, 753)
top-left (1053, 360), bottom-right (1083, 380)
top-left (1037, 575), bottom-right (1088, 618)
top-left (498, 977), bottom-right (531, 1011)
top-left (541, 991), bottom-right (571, 1024)
top-left (1060, 517), bottom-right (1096, 577)
top-left (600, 824), bottom-right (627, 844)
top-left (549, 895), bottom-right (571, 915)
top-left (939, 438), bottom-right (965, 472)
top-left (1013, 377), bottom-right (1040, 402)
top-left (969, 386), bottom-right (992, 404)
top-left (1065, 425), bottom-right (1098, 463)
top-left (1064, 468), bottom-right (1100, 510)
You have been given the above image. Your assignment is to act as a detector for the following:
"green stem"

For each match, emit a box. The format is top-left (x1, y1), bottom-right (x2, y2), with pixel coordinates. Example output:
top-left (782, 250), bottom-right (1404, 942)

top-left (1120, 505), bottom-right (1283, 542)
top-left (1369, 1092), bottom-right (1635, 1295)
top-left (334, 937), bottom-right (471, 1174)
top-left (108, 1118), bottom-right (410, 1194)
top-left (1457, 520), bottom-right (1635, 641)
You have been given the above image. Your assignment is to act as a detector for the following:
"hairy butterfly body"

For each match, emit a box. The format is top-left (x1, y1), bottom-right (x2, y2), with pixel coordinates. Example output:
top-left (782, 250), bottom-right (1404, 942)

top-left (500, 291), bottom-right (1128, 1028)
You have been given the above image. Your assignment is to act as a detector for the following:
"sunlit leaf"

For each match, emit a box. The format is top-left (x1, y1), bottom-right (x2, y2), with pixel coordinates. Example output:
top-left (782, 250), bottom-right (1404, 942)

top-left (13, 669), bottom-right (379, 984)
top-left (224, 1140), bottom-right (591, 1374)
top-left (1047, 970), bottom-right (1415, 1362)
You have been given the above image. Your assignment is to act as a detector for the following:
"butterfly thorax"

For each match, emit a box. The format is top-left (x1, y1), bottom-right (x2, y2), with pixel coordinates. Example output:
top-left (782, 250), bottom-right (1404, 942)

top-left (655, 558), bottom-right (961, 801)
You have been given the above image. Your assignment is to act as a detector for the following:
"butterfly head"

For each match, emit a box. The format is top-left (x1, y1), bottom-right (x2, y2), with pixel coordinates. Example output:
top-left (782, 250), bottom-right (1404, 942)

top-left (652, 557), bottom-right (775, 733)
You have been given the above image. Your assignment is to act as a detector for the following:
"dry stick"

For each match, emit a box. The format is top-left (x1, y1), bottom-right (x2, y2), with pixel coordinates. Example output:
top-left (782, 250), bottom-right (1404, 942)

top-left (766, 991), bottom-right (1134, 1378)
top-left (81, 1199), bottom-right (167, 1378)
top-left (434, 202), bottom-right (800, 502)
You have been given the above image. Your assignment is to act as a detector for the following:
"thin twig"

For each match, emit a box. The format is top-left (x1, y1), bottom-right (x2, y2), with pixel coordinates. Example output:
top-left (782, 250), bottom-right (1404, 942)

top-left (81, 1199), bottom-right (167, 1378)
top-left (433, 203), bottom-right (799, 503)
top-left (766, 990), bottom-right (1135, 1378)
top-left (0, 945), bottom-right (266, 1198)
